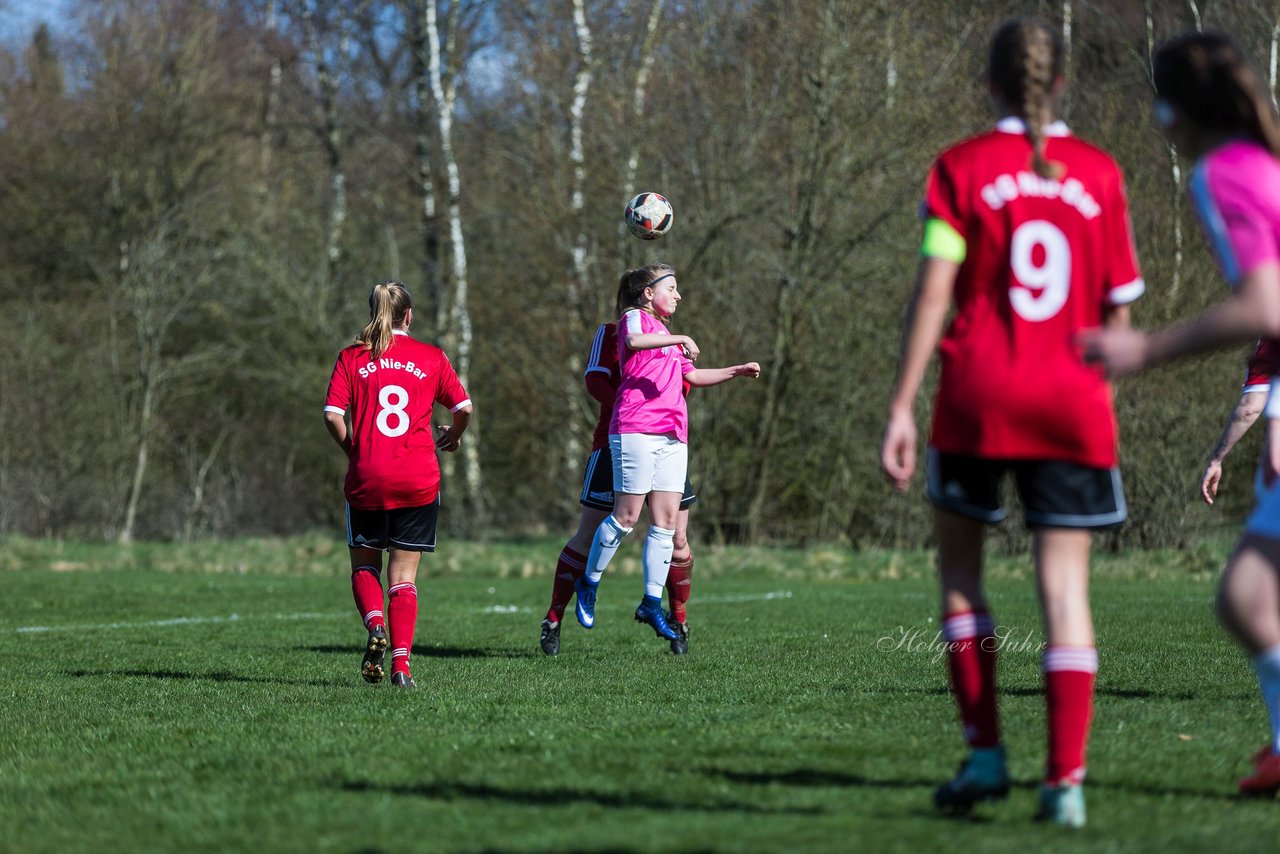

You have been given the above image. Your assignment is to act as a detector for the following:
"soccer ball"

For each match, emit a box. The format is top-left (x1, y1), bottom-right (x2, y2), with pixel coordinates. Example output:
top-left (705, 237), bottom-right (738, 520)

top-left (624, 192), bottom-right (674, 240)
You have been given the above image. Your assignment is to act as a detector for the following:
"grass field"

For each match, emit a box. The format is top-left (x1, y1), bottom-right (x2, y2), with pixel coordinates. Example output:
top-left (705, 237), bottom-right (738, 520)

top-left (2, 536), bottom-right (1278, 852)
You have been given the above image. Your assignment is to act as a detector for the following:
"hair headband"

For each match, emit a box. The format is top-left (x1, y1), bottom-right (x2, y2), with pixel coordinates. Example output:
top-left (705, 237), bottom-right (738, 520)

top-left (646, 273), bottom-right (675, 288)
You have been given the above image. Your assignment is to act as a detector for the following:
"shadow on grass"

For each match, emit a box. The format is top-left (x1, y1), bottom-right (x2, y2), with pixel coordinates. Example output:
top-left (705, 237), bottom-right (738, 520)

top-left (63, 668), bottom-right (345, 688)
top-left (304, 644), bottom-right (535, 659)
top-left (1087, 777), bottom-right (1241, 802)
top-left (340, 779), bottom-right (824, 816)
top-left (702, 767), bottom-right (1022, 791)
top-left (704, 767), bottom-right (1239, 804)
top-left (881, 685), bottom-right (1208, 701)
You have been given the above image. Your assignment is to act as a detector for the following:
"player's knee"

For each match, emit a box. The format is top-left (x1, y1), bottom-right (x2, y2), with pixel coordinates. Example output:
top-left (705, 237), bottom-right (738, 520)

top-left (602, 515), bottom-right (634, 548)
top-left (671, 530), bottom-right (689, 553)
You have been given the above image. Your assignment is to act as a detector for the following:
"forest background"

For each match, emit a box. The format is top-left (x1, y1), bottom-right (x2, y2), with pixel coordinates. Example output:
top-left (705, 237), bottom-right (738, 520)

top-left (0, 0), bottom-right (1269, 550)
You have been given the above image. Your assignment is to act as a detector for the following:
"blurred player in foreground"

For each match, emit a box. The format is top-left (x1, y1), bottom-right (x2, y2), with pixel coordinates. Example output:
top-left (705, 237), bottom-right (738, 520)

top-left (1082, 31), bottom-right (1280, 797)
top-left (881, 17), bottom-right (1144, 827)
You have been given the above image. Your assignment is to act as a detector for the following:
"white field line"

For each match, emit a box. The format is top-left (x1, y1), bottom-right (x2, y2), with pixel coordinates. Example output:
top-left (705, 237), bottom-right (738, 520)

top-left (11, 590), bottom-right (794, 633)
top-left (12, 611), bottom-right (348, 634)
top-left (481, 590), bottom-right (793, 615)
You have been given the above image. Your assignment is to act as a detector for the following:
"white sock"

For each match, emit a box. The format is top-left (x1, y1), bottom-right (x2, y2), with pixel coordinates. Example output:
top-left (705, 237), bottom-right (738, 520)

top-left (585, 515), bottom-right (632, 584)
top-left (642, 526), bottom-right (676, 599)
top-left (1253, 644), bottom-right (1280, 753)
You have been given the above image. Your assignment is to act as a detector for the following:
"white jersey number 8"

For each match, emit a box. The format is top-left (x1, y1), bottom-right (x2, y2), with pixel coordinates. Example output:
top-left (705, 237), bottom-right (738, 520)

top-left (376, 385), bottom-right (410, 437)
top-left (1009, 220), bottom-right (1071, 322)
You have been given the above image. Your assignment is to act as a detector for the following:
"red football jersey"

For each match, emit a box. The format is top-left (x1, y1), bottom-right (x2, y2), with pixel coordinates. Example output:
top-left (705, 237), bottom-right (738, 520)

top-left (923, 118), bottom-right (1144, 468)
top-left (584, 323), bottom-right (619, 452)
top-left (325, 331), bottom-right (471, 509)
top-left (1244, 338), bottom-right (1279, 392)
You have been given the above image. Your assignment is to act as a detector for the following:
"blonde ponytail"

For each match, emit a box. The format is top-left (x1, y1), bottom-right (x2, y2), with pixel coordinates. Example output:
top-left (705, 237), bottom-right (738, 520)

top-left (355, 281), bottom-right (411, 359)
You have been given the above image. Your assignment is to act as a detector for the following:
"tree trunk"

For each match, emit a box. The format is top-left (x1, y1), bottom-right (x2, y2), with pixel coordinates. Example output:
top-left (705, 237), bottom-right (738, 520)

top-left (410, 0), bottom-right (441, 335)
top-left (424, 0), bottom-right (486, 523)
top-left (1145, 3), bottom-right (1183, 300)
top-left (119, 370), bottom-right (156, 544)
top-left (181, 424), bottom-right (230, 542)
top-left (257, 0), bottom-right (282, 221)
top-left (562, 0), bottom-right (595, 490)
top-left (617, 0), bottom-right (666, 287)
top-left (742, 4), bottom-right (839, 541)
top-left (1061, 0), bottom-right (1072, 120)
top-left (303, 4), bottom-right (346, 299)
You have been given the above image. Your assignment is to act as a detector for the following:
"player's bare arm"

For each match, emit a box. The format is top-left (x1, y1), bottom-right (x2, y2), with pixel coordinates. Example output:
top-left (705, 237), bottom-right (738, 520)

top-left (881, 257), bottom-right (959, 490)
top-left (626, 332), bottom-right (698, 361)
top-left (685, 362), bottom-right (761, 387)
top-left (435, 404), bottom-right (473, 453)
top-left (323, 410), bottom-right (352, 457)
top-left (1083, 263), bottom-right (1280, 375)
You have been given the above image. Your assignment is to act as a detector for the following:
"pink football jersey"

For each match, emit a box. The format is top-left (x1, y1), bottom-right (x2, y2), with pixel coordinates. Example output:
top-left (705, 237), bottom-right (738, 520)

top-left (610, 309), bottom-right (695, 442)
top-left (1191, 140), bottom-right (1280, 393)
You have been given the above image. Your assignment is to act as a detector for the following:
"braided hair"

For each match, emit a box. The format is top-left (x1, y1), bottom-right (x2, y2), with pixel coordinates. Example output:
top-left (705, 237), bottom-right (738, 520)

top-left (988, 18), bottom-right (1065, 179)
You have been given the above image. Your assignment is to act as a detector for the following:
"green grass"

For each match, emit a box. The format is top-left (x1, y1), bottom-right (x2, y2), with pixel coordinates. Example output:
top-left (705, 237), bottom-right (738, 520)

top-left (1, 538), bottom-right (1277, 852)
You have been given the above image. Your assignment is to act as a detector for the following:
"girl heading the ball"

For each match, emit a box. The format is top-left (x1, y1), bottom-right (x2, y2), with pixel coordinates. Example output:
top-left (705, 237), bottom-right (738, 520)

top-left (880, 17), bottom-right (1144, 828)
top-left (574, 264), bottom-right (760, 640)
top-left (1081, 30), bottom-right (1280, 799)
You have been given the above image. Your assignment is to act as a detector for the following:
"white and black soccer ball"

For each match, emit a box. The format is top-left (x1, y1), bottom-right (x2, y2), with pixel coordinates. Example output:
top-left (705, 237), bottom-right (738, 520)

top-left (624, 192), bottom-right (674, 240)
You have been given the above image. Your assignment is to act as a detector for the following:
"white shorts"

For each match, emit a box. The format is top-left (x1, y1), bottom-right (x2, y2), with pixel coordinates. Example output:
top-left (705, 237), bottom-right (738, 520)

top-left (1247, 469), bottom-right (1280, 540)
top-left (610, 433), bottom-right (688, 495)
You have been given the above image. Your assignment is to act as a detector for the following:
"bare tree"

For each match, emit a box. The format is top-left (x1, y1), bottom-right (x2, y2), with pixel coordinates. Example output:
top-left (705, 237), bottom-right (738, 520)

top-left (417, 0), bottom-right (486, 521)
top-left (616, 0), bottom-right (665, 278)
top-left (1144, 0), bottom-right (1185, 300)
top-left (301, 1), bottom-right (349, 294)
top-left (408, 0), bottom-right (442, 332)
top-left (257, 0), bottom-right (284, 219)
top-left (110, 217), bottom-right (221, 543)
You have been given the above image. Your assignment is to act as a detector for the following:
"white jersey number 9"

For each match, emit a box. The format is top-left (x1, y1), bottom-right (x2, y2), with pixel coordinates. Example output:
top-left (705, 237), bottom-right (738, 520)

top-left (1009, 220), bottom-right (1071, 322)
top-left (376, 385), bottom-right (410, 437)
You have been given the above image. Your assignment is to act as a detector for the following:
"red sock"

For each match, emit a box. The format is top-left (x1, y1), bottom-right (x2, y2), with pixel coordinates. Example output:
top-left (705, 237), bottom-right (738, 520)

top-left (942, 611), bottom-right (1000, 748)
top-left (546, 546), bottom-right (586, 623)
top-left (1044, 646), bottom-right (1098, 784)
top-left (388, 582), bottom-right (418, 676)
top-left (666, 551), bottom-right (694, 623)
top-left (351, 565), bottom-right (385, 630)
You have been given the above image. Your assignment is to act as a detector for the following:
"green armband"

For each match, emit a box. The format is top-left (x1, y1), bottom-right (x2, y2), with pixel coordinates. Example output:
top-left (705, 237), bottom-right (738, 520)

top-left (921, 217), bottom-right (966, 263)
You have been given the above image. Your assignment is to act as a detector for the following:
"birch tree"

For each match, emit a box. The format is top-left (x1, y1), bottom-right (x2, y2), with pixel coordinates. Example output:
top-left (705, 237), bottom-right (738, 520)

top-left (409, 0), bottom-right (442, 332)
top-left (417, 0), bottom-right (486, 521)
top-left (616, 0), bottom-right (665, 284)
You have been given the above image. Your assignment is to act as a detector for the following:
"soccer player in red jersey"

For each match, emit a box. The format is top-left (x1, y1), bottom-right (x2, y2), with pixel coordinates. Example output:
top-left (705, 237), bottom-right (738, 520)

top-left (323, 281), bottom-right (472, 689)
top-left (880, 18), bottom-right (1144, 827)
top-left (539, 319), bottom-right (700, 656)
top-left (1200, 340), bottom-right (1275, 505)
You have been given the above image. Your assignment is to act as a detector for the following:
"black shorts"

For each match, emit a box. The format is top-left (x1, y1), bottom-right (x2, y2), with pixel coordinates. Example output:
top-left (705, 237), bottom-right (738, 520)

top-left (925, 449), bottom-right (1126, 530)
top-left (579, 447), bottom-right (697, 511)
top-left (346, 497), bottom-right (440, 552)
